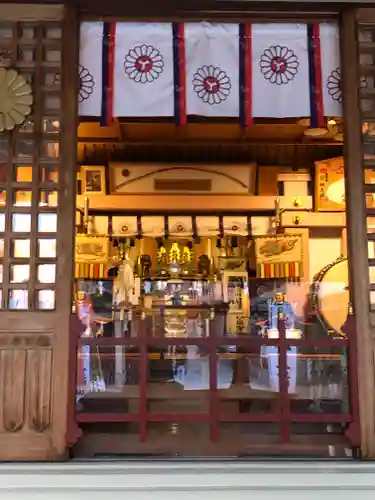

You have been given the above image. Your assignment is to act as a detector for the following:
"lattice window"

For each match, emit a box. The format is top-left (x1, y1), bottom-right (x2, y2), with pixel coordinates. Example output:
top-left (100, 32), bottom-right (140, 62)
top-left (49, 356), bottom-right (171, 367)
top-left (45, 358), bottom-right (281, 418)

top-left (0, 21), bottom-right (62, 310)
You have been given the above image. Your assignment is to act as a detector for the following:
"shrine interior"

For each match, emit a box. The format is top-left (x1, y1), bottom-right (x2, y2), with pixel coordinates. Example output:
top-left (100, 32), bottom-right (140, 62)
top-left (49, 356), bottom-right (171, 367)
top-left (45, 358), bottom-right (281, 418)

top-left (65, 19), bottom-right (370, 458)
top-left (68, 113), bottom-right (365, 458)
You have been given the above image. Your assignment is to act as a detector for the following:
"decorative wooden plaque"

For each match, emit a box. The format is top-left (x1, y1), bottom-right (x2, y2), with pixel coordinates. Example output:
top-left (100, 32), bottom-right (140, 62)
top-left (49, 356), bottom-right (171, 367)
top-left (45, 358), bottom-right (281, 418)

top-left (75, 234), bottom-right (109, 264)
top-left (255, 234), bottom-right (303, 279)
top-left (315, 157), bottom-right (345, 212)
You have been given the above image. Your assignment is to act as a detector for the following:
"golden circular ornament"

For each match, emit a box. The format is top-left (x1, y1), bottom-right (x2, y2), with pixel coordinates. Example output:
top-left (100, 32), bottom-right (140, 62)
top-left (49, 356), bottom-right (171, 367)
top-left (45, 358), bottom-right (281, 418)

top-left (0, 68), bottom-right (33, 132)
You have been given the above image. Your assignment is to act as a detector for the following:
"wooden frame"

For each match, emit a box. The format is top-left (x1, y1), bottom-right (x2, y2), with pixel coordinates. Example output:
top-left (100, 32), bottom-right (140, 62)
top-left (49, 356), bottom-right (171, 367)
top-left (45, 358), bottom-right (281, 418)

top-left (81, 165), bottom-right (106, 196)
top-left (108, 162), bottom-right (257, 196)
top-left (1, 0), bottom-right (369, 461)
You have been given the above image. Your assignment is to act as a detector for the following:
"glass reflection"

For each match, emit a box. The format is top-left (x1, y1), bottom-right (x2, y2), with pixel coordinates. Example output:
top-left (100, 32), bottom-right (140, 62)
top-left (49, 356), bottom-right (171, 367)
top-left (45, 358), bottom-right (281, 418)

top-left (14, 165), bottom-right (32, 182)
top-left (39, 190), bottom-right (58, 207)
top-left (12, 239), bottom-right (30, 258)
top-left (13, 190), bottom-right (32, 207)
top-left (10, 264), bottom-right (30, 283)
top-left (12, 214), bottom-right (31, 232)
top-left (37, 264), bottom-right (56, 283)
top-left (38, 238), bottom-right (56, 258)
top-left (0, 214), bottom-right (4, 232)
top-left (8, 290), bottom-right (28, 309)
top-left (41, 166), bottom-right (58, 184)
top-left (38, 213), bottom-right (57, 233)
top-left (43, 118), bottom-right (60, 134)
top-left (15, 140), bottom-right (33, 159)
top-left (291, 348), bottom-right (348, 414)
top-left (218, 346), bottom-right (279, 413)
top-left (147, 345), bottom-right (211, 413)
top-left (37, 289), bottom-right (55, 309)
top-left (0, 190), bottom-right (6, 207)
top-left (76, 345), bottom-right (140, 414)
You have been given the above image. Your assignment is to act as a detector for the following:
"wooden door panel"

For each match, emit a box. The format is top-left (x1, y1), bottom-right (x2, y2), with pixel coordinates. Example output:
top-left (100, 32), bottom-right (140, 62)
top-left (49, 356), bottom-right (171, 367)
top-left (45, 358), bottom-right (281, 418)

top-left (0, 4), bottom-right (77, 460)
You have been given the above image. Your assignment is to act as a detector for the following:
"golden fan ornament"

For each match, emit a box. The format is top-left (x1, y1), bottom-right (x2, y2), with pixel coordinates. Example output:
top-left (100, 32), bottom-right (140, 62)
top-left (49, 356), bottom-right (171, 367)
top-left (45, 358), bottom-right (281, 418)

top-left (0, 68), bottom-right (33, 132)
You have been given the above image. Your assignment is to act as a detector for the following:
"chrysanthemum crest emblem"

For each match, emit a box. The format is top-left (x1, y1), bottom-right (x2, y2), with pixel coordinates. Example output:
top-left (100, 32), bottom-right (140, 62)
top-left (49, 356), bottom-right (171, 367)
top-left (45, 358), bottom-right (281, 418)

top-left (327, 66), bottom-right (367, 104)
top-left (78, 65), bottom-right (95, 102)
top-left (124, 45), bottom-right (164, 84)
top-left (260, 45), bottom-right (299, 85)
top-left (192, 65), bottom-right (231, 105)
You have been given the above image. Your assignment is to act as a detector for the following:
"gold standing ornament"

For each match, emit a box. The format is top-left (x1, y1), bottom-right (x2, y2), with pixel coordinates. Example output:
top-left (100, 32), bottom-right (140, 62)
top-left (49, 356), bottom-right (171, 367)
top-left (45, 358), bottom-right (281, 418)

top-left (0, 68), bottom-right (33, 132)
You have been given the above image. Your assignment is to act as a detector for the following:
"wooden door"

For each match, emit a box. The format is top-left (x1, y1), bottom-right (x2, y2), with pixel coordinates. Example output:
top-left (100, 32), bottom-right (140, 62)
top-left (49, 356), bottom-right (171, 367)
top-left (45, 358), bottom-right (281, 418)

top-left (0, 4), bottom-right (78, 460)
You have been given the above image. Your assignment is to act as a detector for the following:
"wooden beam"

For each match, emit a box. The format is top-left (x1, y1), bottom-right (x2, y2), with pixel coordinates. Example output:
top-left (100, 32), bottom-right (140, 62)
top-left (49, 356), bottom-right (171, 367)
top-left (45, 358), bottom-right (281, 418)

top-left (341, 7), bottom-right (375, 457)
top-left (76, 194), bottom-right (311, 213)
top-left (0, 3), bottom-right (63, 20)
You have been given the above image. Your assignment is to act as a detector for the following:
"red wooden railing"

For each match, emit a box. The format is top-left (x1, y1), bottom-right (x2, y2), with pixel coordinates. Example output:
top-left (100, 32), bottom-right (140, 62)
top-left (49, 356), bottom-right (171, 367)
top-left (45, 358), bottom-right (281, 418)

top-left (67, 305), bottom-right (360, 457)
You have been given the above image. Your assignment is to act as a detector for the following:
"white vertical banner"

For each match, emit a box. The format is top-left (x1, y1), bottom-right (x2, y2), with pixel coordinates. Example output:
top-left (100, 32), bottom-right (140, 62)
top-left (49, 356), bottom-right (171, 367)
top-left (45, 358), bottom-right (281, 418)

top-left (113, 23), bottom-right (175, 117)
top-left (79, 22), bottom-right (103, 116)
top-left (252, 24), bottom-right (310, 118)
top-left (320, 23), bottom-right (342, 117)
top-left (185, 22), bottom-right (240, 117)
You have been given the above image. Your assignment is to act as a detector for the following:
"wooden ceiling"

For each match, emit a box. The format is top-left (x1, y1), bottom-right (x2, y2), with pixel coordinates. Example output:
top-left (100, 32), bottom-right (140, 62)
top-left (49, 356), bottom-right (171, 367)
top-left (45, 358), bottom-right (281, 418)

top-left (77, 120), bottom-right (343, 168)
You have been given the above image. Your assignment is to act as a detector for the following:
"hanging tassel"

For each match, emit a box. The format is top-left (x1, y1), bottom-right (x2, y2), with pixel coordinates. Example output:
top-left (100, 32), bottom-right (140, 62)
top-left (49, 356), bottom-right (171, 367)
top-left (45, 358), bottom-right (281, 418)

top-left (231, 236), bottom-right (238, 248)
top-left (192, 215), bottom-right (198, 241)
top-left (247, 215), bottom-right (252, 241)
top-left (164, 215), bottom-right (169, 240)
top-left (218, 215), bottom-right (224, 239)
top-left (136, 215), bottom-right (143, 239)
top-left (156, 238), bottom-right (164, 249)
top-left (108, 215), bottom-right (113, 242)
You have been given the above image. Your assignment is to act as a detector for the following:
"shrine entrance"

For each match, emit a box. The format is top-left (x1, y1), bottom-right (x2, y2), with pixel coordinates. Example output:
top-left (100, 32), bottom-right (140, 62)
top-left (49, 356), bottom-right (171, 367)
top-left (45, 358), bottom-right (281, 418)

top-left (0, 2), bottom-right (374, 462)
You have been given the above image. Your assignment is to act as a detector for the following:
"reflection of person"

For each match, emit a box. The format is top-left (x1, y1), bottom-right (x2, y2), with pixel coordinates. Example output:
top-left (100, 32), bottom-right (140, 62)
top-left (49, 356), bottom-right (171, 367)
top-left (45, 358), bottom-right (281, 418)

top-left (85, 171), bottom-right (102, 192)
top-left (268, 292), bottom-right (295, 330)
top-left (76, 291), bottom-right (93, 337)
top-left (250, 284), bottom-right (274, 335)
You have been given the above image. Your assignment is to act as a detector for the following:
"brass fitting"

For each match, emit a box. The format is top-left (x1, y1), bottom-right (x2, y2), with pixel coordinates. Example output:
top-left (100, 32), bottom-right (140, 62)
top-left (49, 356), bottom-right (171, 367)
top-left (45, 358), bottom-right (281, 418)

top-left (292, 197), bottom-right (302, 208)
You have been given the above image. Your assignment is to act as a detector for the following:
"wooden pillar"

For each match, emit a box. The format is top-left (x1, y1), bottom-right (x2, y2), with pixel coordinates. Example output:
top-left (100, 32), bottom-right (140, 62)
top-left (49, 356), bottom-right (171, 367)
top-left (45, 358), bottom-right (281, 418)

top-left (0, 4), bottom-right (78, 460)
top-left (53, 2), bottom-right (79, 457)
top-left (340, 7), bottom-right (375, 457)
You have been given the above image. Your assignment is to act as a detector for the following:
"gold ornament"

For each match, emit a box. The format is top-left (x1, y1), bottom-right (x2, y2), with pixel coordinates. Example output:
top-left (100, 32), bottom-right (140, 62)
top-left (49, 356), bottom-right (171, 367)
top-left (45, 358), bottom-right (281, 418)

top-left (0, 68), bottom-right (33, 132)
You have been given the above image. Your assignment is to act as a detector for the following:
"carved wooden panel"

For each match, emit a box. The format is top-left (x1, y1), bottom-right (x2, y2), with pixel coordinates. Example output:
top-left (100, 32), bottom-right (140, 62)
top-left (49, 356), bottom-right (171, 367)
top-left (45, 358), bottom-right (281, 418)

top-left (0, 333), bottom-right (52, 434)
